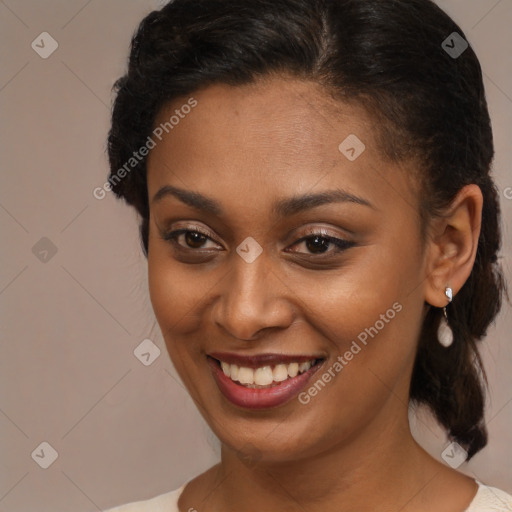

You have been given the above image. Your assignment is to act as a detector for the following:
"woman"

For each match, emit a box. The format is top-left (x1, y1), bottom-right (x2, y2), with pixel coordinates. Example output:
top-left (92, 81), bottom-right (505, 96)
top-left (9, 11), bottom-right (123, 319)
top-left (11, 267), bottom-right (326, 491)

top-left (104, 0), bottom-right (511, 510)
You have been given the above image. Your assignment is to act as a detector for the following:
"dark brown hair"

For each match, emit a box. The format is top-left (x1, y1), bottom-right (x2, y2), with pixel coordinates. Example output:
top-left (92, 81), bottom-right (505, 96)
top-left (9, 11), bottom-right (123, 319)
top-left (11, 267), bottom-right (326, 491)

top-left (107, 0), bottom-right (506, 459)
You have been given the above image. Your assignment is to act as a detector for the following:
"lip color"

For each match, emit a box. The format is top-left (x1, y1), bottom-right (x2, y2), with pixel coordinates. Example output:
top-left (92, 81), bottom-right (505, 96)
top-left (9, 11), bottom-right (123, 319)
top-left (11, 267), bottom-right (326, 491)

top-left (207, 356), bottom-right (324, 409)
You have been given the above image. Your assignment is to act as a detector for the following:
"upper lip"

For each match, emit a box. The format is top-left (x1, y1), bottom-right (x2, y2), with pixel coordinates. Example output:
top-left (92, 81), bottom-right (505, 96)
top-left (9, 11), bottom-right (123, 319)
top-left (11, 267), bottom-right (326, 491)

top-left (208, 352), bottom-right (325, 368)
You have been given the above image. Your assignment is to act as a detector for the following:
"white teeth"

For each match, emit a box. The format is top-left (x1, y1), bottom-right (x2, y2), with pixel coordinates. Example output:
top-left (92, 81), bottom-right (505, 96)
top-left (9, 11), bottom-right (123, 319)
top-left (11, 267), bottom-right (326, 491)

top-left (299, 361), bottom-right (312, 373)
top-left (237, 367), bottom-right (254, 385)
top-left (254, 366), bottom-right (274, 386)
top-left (221, 361), bottom-right (231, 377)
top-left (273, 364), bottom-right (288, 382)
top-left (287, 362), bottom-right (299, 378)
top-left (219, 359), bottom-right (317, 387)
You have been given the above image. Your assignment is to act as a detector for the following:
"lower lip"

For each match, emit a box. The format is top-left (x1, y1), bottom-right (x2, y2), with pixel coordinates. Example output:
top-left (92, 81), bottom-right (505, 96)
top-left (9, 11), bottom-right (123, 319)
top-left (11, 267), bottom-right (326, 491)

top-left (207, 357), bottom-right (324, 410)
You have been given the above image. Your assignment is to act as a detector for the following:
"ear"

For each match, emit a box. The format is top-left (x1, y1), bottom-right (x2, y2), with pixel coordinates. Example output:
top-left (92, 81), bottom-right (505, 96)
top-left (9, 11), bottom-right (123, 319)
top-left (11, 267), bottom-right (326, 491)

top-left (424, 184), bottom-right (483, 308)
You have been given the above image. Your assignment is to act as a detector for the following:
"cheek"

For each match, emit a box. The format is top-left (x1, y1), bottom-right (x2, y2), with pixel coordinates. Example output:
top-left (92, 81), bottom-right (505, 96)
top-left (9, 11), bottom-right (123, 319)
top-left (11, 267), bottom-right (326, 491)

top-left (147, 227), bottom-right (218, 331)
top-left (148, 248), bottom-right (194, 347)
top-left (288, 278), bottom-right (420, 442)
top-left (147, 242), bottom-right (228, 387)
top-left (147, 253), bottom-right (216, 401)
top-left (284, 240), bottom-right (424, 403)
top-left (284, 233), bottom-right (423, 348)
top-left (290, 270), bottom-right (416, 381)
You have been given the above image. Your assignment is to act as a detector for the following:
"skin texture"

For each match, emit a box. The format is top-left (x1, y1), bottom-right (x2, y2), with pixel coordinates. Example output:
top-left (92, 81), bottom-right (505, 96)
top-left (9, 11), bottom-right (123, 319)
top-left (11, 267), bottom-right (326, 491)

top-left (146, 77), bottom-right (483, 511)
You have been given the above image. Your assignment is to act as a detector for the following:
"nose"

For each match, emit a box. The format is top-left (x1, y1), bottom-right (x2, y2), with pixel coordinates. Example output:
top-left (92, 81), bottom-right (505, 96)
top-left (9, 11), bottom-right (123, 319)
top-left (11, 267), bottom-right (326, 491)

top-left (212, 255), bottom-right (295, 341)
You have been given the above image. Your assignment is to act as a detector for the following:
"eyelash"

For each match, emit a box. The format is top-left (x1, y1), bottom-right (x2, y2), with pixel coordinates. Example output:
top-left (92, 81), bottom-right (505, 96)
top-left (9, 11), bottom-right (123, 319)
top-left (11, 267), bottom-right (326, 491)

top-left (161, 226), bottom-right (355, 257)
top-left (291, 228), bottom-right (355, 255)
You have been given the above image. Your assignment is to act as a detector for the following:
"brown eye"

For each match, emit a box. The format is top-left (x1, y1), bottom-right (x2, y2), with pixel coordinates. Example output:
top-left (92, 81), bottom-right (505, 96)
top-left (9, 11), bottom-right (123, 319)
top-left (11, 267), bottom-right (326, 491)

top-left (162, 228), bottom-right (222, 251)
top-left (304, 235), bottom-right (332, 254)
top-left (185, 231), bottom-right (208, 248)
top-left (288, 231), bottom-right (355, 257)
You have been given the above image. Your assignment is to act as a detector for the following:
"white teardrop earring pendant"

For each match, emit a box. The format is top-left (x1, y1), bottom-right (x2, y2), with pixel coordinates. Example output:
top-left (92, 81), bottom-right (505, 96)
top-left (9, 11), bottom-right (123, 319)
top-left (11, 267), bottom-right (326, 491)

top-left (438, 309), bottom-right (454, 347)
top-left (438, 287), bottom-right (454, 348)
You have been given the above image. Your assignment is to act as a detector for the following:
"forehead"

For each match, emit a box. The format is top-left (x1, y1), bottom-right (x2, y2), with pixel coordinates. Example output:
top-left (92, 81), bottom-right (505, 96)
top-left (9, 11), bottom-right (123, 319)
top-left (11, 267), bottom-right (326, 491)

top-left (146, 77), bottom-right (417, 216)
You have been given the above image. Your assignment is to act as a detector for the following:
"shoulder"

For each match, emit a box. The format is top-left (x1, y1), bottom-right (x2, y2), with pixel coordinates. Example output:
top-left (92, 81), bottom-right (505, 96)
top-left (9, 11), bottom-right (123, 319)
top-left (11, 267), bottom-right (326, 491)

top-left (466, 483), bottom-right (512, 512)
top-left (105, 465), bottom-right (220, 512)
top-left (103, 483), bottom-right (186, 512)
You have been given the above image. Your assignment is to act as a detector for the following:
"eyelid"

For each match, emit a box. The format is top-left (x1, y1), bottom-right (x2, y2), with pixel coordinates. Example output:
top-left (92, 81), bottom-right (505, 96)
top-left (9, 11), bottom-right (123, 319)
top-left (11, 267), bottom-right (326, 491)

top-left (291, 225), bottom-right (349, 244)
top-left (285, 226), bottom-right (355, 254)
top-left (162, 223), bottom-right (218, 241)
top-left (181, 223), bottom-right (218, 241)
top-left (302, 226), bottom-right (336, 237)
top-left (160, 223), bottom-right (224, 251)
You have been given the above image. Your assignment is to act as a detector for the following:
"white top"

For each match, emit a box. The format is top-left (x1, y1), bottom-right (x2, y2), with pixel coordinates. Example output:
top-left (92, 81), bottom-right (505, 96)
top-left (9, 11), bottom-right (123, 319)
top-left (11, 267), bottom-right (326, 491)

top-left (104, 480), bottom-right (512, 511)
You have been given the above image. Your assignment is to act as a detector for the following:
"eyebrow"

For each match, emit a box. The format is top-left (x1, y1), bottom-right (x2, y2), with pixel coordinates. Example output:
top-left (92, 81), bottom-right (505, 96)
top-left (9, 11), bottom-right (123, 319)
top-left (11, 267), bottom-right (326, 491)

top-left (151, 185), bottom-right (373, 217)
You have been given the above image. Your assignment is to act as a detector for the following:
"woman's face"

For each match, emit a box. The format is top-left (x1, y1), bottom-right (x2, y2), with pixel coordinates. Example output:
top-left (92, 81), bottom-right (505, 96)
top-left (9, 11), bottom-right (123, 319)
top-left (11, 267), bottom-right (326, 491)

top-left (146, 77), bottom-right (429, 463)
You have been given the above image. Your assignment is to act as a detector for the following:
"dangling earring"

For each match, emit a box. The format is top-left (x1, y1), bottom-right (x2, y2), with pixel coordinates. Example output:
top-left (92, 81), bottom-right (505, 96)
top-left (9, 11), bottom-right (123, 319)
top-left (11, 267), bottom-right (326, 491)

top-left (437, 287), bottom-right (453, 347)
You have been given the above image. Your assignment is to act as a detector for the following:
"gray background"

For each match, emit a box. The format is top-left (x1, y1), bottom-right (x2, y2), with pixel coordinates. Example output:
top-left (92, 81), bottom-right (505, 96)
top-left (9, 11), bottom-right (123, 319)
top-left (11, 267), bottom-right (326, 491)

top-left (0, 1), bottom-right (511, 511)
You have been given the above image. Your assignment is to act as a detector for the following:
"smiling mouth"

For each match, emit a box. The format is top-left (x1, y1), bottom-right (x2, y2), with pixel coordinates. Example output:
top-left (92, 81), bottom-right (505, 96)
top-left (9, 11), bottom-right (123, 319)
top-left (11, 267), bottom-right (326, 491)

top-left (209, 356), bottom-right (325, 388)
